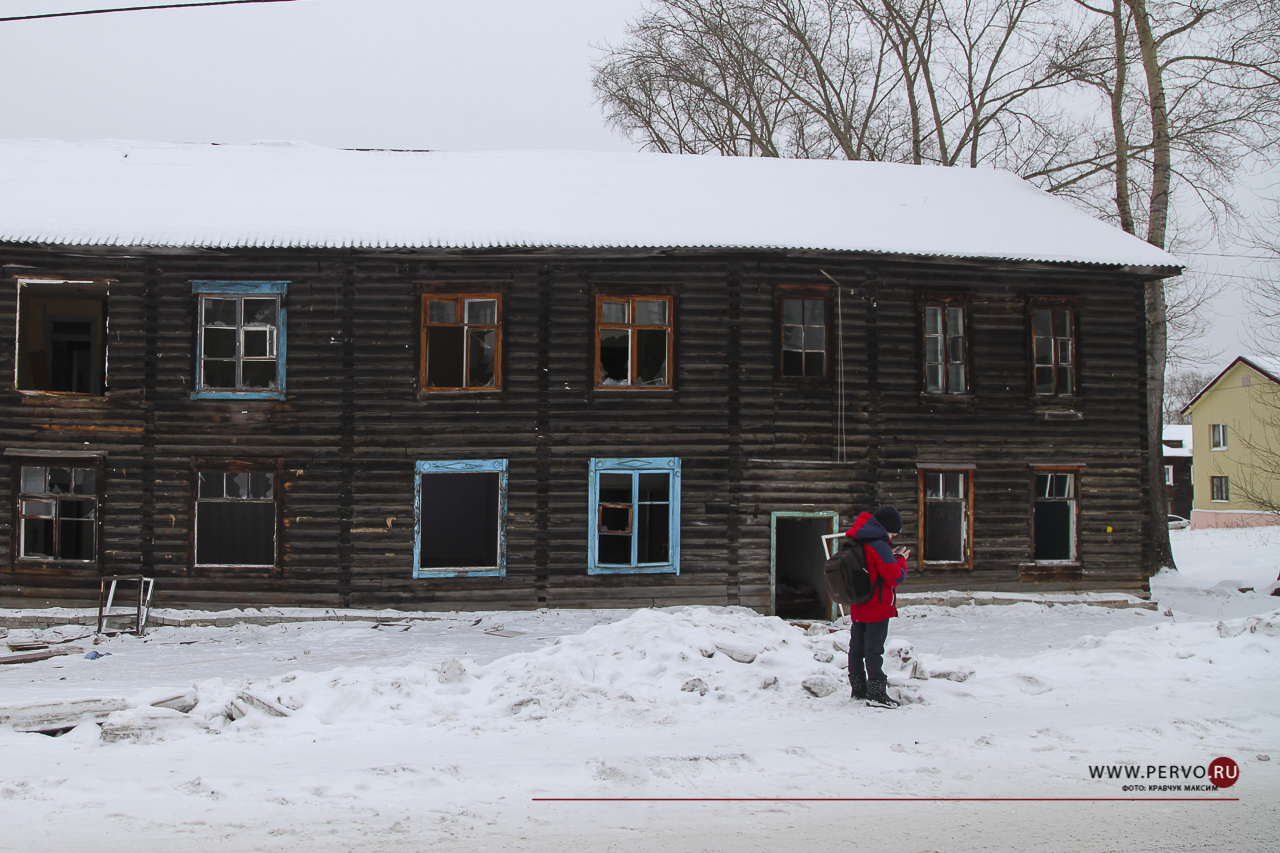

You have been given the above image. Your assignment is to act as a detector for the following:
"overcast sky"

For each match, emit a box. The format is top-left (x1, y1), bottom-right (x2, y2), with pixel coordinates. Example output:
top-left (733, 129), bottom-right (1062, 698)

top-left (2, 0), bottom-right (644, 151)
top-left (2, 0), bottom-right (1271, 370)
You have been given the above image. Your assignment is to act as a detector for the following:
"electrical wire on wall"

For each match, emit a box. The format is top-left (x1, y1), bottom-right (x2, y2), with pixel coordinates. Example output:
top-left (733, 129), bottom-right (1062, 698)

top-left (820, 269), bottom-right (847, 464)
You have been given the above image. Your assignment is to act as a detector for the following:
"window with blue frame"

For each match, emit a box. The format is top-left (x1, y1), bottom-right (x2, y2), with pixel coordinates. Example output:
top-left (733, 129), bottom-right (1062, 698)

top-left (588, 457), bottom-right (680, 574)
top-left (192, 281), bottom-right (287, 399)
top-left (414, 460), bottom-right (507, 578)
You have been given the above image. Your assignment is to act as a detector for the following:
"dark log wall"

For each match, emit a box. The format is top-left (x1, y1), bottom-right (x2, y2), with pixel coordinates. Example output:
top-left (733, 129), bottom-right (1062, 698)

top-left (0, 246), bottom-right (1159, 610)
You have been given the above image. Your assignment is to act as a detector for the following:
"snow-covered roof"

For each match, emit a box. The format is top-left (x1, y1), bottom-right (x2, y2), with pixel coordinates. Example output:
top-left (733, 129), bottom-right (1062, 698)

top-left (0, 139), bottom-right (1183, 267)
top-left (1162, 424), bottom-right (1193, 457)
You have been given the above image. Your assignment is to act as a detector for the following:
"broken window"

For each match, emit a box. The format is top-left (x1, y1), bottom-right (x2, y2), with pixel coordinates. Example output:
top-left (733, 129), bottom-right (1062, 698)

top-left (414, 460), bottom-right (507, 577)
top-left (421, 294), bottom-right (501, 390)
top-left (1211, 423), bottom-right (1228, 450)
top-left (588, 457), bottom-right (680, 573)
top-left (924, 303), bottom-right (967, 394)
top-left (195, 467), bottom-right (278, 567)
top-left (781, 296), bottom-right (826, 378)
top-left (1032, 307), bottom-right (1074, 396)
top-left (193, 281), bottom-right (286, 398)
top-left (1211, 476), bottom-right (1230, 502)
top-left (920, 469), bottom-right (970, 565)
top-left (1034, 470), bottom-right (1078, 562)
top-left (15, 280), bottom-right (108, 394)
top-left (596, 296), bottom-right (672, 389)
top-left (16, 464), bottom-right (98, 562)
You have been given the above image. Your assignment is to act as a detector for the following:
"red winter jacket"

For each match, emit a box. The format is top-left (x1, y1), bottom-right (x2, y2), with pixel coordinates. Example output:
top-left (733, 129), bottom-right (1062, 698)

top-left (845, 511), bottom-right (908, 623)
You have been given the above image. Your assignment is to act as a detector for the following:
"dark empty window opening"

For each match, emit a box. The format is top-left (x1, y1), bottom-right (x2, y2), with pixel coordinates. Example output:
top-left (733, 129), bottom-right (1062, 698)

top-left (921, 470), bottom-right (970, 564)
top-left (781, 297), bottom-right (827, 378)
top-left (596, 296), bottom-right (672, 388)
top-left (421, 294), bottom-right (501, 390)
top-left (1034, 470), bottom-right (1077, 562)
top-left (195, 468), bottom-right (278, 567)
top-left (414, 460), bottom-right (507, 577)
top-left (924, 304), bottom-right (967, 394)
top-left (16, 280), bottom-right (108, 394)
top-left (1033, 307), bottom-right (1074, 396)
top-left (17, 464), bottom-right (98, 562)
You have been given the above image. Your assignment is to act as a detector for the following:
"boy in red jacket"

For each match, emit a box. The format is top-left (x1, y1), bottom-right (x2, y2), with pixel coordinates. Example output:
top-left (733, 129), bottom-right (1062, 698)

top-left (846, 505), bottom-right (909, 708)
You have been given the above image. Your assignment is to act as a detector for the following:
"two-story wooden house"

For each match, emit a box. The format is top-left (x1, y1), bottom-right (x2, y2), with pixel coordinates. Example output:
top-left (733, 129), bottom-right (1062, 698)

top-left (0, 140), bottom-right (1181, 615)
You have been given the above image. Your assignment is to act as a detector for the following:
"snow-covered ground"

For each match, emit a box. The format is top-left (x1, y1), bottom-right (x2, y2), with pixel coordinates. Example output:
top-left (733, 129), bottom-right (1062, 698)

top-left (2, 528), bottom-right (1278, 852)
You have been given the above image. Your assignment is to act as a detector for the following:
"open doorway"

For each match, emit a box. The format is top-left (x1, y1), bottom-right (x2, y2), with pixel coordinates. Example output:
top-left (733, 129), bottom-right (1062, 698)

top-left (16, 280), bottom-right (109, 394)
top-left (770, 511), bottom-right (838, 620)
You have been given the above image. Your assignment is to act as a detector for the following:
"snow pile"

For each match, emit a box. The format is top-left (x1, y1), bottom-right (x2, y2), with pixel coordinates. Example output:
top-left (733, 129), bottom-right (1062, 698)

top-left (167, 608), bottom-right (865, 736)
top-left (36, 604), bottom-right (1270, 747)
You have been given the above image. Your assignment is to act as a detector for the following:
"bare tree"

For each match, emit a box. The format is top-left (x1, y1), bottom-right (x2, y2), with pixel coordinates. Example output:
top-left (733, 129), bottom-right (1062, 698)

top-left (593, 0), bottom-right (1081, 168)
top-left (1163, 367), bottom-right (1214, 424)
top-left (594, 0), bottom-right (1280, 572)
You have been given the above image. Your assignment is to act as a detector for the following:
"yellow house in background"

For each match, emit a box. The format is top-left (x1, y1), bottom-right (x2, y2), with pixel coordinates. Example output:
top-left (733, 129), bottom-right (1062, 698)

top-left (1182, 356), bottom-right (1280, 528)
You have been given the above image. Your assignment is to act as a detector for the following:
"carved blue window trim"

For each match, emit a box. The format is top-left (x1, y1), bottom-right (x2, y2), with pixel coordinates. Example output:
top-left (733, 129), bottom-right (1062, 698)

top-left (413, 459), bottom-right (508, 579)
top-left (588, 456), bottom-right (681, 575)
top-left (191, 281), bottom-right (288, 400)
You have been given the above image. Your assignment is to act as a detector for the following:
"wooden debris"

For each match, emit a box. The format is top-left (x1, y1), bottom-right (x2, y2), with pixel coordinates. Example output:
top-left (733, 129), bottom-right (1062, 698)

top-left (484, 629), bottom-right (527, 638)
top-left (236, 691), bottom-right (291, 717)
top-left (0, 646), bottom-right (84, 666)
top-left (150, 689), bottom-right (199, 714)
top-left (0, 697), bottom-right (128, 732)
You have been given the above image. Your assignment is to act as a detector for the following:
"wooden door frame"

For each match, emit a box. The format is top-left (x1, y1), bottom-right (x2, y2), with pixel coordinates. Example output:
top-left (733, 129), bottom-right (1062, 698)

top-left (769, 510), bottom-right (840, 619)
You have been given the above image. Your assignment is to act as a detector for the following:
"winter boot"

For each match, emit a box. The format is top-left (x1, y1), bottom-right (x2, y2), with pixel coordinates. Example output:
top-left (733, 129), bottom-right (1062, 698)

top-left (865, 679), bottom-right (900, 708)
top-left (850, 670), bottom-right (867, 701)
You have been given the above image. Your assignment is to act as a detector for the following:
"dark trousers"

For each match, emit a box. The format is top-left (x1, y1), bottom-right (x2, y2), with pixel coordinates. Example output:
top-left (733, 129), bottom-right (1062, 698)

top-left (849, 620), bottom-right (890, 682)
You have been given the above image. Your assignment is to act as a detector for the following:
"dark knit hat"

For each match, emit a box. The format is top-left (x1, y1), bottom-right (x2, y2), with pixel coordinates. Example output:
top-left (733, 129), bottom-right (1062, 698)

top-left (873, 505), bottom-right (903, 534)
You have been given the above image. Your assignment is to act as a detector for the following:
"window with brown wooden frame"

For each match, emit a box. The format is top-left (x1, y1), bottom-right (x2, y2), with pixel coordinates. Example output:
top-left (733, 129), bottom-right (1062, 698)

top-left (421, 294), bottom-right (501, 390)
top-left (918, 467), bottom-right (973, 567)
top-left (780, 295), bottom-right (827, 378)
top-left (1032, 306), bottom-right (1075, 397)
top-left (923, 302), bottom-right (967, 394)
top-left (595, 295), bottom-right (673, 389)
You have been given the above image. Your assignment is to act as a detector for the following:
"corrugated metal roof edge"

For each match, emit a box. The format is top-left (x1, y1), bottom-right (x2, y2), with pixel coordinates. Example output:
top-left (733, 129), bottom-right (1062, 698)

top-left (0, 236), bottom-right (1184, 273)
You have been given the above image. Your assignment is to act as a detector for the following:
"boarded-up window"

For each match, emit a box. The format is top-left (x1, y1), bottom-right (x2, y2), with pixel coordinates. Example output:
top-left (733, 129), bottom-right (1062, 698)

top-left (596, 296), bottom-right (673, 389)
top-left (195, 469), bottom-right (277, 566)
top-left (421, 294), bottom-right (501, 390)
top-left (17, 464), bottom-right (98, 562)
top-left (921, 469), bottom-right (969, 564)
top-left (413, 460), bottom-right (508, 577)
top-left (1034, 470), bottom-right (1077, 562)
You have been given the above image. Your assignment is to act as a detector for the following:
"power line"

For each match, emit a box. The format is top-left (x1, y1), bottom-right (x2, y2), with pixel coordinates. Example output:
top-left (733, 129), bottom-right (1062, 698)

top-left (0, 0), bottom-right (298, 24)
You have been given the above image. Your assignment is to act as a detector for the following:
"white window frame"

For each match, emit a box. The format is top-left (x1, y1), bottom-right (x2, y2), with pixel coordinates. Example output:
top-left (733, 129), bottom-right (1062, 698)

top-left (1210, 423), bottom-right (1228, 450)
top-left (1034, 469), bottom-right (1079, 564)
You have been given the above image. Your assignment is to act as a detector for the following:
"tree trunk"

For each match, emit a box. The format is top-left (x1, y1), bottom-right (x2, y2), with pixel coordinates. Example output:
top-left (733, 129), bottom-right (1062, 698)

top-left (1126, 0), bottom-right (1176, 573)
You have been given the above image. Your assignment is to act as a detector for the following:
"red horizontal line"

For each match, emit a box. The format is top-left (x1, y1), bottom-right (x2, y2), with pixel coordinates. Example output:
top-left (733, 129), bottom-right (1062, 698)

top-left (533, 797), bottom-right (1238, 803)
